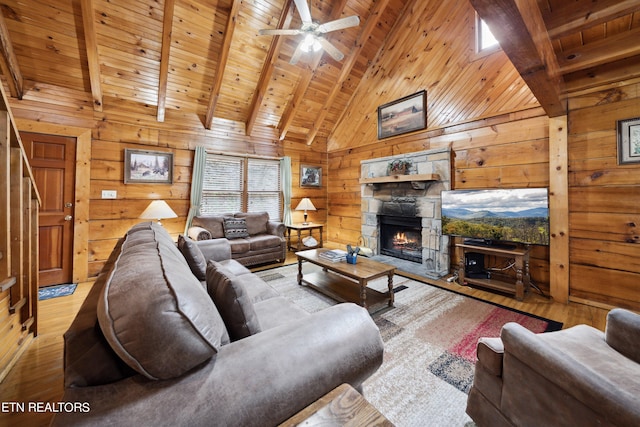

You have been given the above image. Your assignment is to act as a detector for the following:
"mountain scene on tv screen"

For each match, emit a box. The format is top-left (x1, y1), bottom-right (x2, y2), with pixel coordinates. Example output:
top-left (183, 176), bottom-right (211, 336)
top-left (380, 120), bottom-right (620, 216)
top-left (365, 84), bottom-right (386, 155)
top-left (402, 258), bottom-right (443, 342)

top-left (441, 189), bottom-right (550, 245)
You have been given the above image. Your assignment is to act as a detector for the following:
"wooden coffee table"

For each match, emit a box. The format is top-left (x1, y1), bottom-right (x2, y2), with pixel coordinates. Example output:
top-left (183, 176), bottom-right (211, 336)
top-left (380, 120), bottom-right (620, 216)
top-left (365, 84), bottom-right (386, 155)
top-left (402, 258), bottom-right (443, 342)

top-left (296, 249), bottom-right (396, 312)
top-left (279, 383), bottom-right (393, 426)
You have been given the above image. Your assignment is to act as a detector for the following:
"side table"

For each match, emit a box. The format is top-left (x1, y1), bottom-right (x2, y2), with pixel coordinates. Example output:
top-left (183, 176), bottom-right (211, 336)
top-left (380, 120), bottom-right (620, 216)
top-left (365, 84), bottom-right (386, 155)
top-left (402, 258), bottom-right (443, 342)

top-left (279, 383), bottom-right (393, 426)
top-left (286, 223), bottom-right (323, 251)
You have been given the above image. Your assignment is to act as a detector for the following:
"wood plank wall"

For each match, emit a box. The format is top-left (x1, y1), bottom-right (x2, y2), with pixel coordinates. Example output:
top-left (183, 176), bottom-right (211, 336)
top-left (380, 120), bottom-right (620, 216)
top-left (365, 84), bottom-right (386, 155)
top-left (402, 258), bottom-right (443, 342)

top-left (328, 109), bottom-right (553, 292)
top-left (8, 87), bottom-right (327, 279)
top-left (567, 81), bottom-right (640, 310)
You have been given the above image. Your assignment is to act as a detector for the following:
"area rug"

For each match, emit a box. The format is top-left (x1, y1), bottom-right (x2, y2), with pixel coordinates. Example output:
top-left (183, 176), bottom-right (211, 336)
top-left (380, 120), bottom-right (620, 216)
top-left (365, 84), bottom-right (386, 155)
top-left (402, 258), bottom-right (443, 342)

top-left (256, 263), bottom-right (562, 427)
top-left (38, 283), bottom-right (77, 301)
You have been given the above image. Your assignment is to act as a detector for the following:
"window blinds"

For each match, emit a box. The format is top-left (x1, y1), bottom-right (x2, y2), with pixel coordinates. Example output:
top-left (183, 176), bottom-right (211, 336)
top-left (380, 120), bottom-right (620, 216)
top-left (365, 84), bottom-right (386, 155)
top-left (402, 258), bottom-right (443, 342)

top-left (200, 154), bottom-right (282, 220)
top-left (201, 155), bottom-right (244, 215)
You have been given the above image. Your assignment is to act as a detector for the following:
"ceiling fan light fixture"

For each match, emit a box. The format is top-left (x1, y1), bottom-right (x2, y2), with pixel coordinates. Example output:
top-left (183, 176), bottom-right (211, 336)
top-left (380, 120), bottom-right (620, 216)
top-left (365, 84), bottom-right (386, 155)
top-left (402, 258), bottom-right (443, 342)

top-left (301, 34), bottom-right (322, 53)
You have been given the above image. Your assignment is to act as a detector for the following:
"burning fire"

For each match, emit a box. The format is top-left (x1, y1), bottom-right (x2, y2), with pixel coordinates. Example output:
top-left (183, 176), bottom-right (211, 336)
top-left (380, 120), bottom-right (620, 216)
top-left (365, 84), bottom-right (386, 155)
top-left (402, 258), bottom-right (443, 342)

top-left (393, 232), bottom-right (416, 246)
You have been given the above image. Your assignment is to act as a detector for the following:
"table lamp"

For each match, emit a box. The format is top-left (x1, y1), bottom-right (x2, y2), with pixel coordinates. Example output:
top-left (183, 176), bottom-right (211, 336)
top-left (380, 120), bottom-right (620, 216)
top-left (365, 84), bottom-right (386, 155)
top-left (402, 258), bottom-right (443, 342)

top-left (295, 197), bottom-right (316, 225)
top-left (139, 200), bottom-right (177, 226)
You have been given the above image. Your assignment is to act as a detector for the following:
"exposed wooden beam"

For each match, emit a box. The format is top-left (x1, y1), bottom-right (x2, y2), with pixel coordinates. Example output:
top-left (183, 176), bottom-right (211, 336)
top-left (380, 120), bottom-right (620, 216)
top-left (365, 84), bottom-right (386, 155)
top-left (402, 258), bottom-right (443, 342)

top-left (563, 56), bottom-right (640, 94)
top-left (245, 1), bottom-right (294, 136)
top-left (0, 10), bottom-right (23, 99)
top-left (204, 0), bottom-right (241, 130)
top-left (278, 0), bottom-right (350, 141)
top-left (549, 115), bottom-right (569, 304)
top-left (306, 0), bottom-right (390, 145)
top-left (558, 27), bottom-right (640, 74)
top-left (80, 0), bottom-right (103, 112)
top-left (469, 0), bottom-right (566, 117)
top-left (544, 0), bottom-right (640, 39)
top-left (157, 0), bottom-right (176, 123)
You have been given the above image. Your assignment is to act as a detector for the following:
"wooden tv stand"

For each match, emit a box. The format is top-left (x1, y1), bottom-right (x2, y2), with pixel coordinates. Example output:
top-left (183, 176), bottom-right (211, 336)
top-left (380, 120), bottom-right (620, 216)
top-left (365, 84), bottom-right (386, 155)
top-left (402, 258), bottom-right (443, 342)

top-left (455, 243), bottom-right (531, 301)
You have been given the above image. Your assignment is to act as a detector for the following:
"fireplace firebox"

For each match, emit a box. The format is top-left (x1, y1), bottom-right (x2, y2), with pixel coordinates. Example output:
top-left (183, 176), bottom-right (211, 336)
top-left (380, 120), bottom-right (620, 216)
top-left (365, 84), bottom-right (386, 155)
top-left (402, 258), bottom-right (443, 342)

top-left (379, 215), bottom-right (422, 263)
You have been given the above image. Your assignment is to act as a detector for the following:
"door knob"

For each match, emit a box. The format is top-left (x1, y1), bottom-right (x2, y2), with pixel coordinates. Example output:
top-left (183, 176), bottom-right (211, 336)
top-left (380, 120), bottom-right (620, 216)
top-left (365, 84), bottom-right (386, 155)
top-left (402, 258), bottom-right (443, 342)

top-left (64, 215), bottom-right (73, 221)
top-left (65, 202), bottom-right (73, 208)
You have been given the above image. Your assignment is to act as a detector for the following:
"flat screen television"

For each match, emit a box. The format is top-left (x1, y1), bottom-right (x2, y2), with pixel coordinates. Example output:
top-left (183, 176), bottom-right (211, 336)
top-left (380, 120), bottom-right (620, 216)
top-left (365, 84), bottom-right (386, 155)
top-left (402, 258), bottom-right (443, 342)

top-left (441, 188), bottom-right (550, 246)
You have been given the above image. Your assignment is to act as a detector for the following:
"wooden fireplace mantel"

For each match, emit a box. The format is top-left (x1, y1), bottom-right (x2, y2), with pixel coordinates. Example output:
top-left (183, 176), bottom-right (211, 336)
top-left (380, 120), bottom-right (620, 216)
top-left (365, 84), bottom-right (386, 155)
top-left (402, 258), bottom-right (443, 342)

top-left (359, 173), bottom-right (440, 186)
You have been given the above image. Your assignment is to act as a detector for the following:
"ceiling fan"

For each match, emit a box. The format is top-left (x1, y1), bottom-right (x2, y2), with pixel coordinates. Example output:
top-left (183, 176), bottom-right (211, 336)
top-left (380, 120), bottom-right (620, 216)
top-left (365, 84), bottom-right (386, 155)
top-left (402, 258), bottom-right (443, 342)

top-left (259, 0), bottom-right (360, 64)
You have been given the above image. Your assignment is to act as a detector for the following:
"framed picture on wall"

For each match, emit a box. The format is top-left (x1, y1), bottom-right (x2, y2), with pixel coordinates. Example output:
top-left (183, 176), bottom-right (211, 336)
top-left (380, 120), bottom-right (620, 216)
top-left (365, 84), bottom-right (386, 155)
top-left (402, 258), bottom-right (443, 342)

top-left (617, 117), bottom-right (640, 165)
top-left (300, 165), bottom-right (322, 187)
top-left (377, 90), bottom-right (427, 139)
top-left (124, 149), bottom-right (174, 184)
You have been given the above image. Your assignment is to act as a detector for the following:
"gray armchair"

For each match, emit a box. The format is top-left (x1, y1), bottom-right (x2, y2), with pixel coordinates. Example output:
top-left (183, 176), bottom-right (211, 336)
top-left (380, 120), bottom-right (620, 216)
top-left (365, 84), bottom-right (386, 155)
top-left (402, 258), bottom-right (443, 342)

top-left (466, 308), bottom-right (640, 427)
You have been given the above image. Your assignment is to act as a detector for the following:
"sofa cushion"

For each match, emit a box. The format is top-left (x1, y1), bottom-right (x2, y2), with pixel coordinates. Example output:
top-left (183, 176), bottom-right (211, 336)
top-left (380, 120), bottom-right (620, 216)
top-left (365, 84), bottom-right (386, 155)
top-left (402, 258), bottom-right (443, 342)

top-left (249, 234), bottom-right (283, 251)
top-left (229, 238), bottom-right (251, 253)
top-left (209, 259), bottom-right (251, 277)
top-left (223, 217), bottom-right (250, 239)
top-left (235, 211), bottom-right (269, 235)
top-left (177, 234), bottom-right (207, 281)
top-left (97, 223), bottom-right (229, 380)
top-left (192, 215), bottom-right (228, 239)
top-left (253, 297), bottom-right (309, 331)
top-left (206, 261), bottom-right (261, 341)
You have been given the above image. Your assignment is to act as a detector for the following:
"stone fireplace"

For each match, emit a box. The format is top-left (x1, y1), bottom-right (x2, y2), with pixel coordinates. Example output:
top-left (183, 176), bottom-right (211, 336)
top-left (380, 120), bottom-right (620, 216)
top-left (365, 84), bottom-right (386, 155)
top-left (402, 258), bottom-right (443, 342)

top-left (360, 148), bottom-right (451, 279)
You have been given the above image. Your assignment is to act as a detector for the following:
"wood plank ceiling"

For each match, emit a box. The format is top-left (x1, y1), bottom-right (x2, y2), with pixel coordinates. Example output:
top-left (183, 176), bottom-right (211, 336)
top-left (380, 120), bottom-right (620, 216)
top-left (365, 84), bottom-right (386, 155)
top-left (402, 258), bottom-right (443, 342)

top-left (0, 0), bottom-right (638, 147)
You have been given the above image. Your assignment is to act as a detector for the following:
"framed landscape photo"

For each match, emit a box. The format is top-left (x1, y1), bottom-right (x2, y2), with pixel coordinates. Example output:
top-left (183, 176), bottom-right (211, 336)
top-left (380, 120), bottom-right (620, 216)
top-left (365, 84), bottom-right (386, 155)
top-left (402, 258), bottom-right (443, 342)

top-left (378, 90), bottom-right (427, 139)
top-left (300, 164), bottom-right (322, 187)
top-left (124, 149), bottom-right (174, 184)
top-left (617, 117), bottom-right (640, 165)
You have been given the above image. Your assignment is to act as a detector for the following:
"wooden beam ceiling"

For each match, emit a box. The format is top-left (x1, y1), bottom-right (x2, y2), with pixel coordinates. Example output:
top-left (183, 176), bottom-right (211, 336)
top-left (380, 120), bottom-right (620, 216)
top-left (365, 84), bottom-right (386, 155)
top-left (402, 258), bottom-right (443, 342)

top-left (471, 0), bottom-right (567, 117)
top-left (305, 0), bottom-right (390, 145)
top-left (245, 1), bottom-right (294, 137)
top-left (278, 0), bottom-right (350, 141)
top-left (557, 26), bottom-right (640, 75)
top-left (0, 10), bottom-right (22, 100)
top-left (204, 0), bottom-right (241, 130)
top-left (80, 0), bottom-right (103, 112)
top-left (1, 0), bottom-right (638, 138)
top-left (544, 0), bottom-right (640, 39)
top-left (157, 0), bottom-right (176, 123)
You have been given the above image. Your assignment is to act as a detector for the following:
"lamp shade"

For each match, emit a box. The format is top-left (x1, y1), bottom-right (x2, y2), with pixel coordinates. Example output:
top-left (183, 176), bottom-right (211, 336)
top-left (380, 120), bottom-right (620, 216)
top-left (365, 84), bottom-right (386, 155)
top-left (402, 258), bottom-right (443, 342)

top-left (140, 200), bottom-right (177, 224)
top-left (295, 198), bottom-right (316, 211)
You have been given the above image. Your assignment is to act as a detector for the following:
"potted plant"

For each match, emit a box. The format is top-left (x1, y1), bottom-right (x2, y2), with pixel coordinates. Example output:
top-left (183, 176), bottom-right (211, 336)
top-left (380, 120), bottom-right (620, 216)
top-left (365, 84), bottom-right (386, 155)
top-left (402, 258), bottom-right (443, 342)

top-left (387, 159), bottom-right (412, 175)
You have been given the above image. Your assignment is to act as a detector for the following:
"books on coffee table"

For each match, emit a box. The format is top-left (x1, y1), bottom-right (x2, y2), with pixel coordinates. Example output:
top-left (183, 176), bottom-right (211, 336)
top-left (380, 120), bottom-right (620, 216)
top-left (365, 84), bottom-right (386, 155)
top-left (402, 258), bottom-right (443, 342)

top-left (318, 249), bottom-right (348, 262)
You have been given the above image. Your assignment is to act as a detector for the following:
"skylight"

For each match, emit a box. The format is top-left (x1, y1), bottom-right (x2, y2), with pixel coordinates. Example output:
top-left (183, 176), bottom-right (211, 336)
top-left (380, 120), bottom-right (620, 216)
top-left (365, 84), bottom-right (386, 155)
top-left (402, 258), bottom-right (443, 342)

top-left (478, 18), bottom-right (499, 51)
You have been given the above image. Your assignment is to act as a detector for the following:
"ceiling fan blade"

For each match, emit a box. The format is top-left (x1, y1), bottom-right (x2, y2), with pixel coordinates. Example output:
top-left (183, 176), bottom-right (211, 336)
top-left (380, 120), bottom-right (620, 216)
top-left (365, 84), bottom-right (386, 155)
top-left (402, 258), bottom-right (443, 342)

top-left (293, 0), bottom-right (313, 24)
top-left (289, 43), bottom-right (305, 65)
top-left (317, 15), bottom-right (360, 33)
top-left (259, 28), bottom-right (303, 36)
top-left (317, 38), bottom-right (344, 61)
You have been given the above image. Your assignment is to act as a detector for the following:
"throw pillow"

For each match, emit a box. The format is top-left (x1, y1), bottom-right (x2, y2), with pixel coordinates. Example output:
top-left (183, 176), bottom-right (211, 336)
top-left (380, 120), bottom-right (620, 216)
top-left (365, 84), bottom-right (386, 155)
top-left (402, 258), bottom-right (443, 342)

top-left (206, 260), bottom-right (261, 341)
top-left (177, 234), bottom-right (207, 281)
top-left (223, 217), bottom-right (250, 239)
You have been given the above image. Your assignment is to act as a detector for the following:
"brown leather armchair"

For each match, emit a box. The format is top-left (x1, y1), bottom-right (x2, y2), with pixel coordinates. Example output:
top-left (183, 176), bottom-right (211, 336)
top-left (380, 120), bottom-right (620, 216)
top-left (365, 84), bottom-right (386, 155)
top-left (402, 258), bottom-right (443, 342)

top-left (467, 308), bottom-right (640, 427)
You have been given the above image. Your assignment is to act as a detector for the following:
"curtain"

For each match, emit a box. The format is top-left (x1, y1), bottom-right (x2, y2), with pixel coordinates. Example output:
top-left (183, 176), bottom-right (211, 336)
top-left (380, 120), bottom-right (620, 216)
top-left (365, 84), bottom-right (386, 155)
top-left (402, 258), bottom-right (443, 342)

top-left (280, 156), bottom-right (292, 225)
top-left (184, 146), bottom-right (207, 235)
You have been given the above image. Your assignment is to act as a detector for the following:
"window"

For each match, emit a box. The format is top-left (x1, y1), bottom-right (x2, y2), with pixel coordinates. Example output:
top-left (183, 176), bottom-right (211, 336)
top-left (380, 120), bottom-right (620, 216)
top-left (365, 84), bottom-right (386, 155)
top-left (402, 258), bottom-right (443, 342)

top-left (477, 16), bottom-right (499, 52)
top-left (201, 154), bottom-right (282, 220)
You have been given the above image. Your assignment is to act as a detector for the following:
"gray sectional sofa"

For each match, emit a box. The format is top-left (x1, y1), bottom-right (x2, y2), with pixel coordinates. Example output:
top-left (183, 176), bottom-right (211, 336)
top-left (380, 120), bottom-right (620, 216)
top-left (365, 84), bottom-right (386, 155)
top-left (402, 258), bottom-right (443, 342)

top-left (52, 222), bottom-right (384, 426)
top-left (188, 212), bottom-right (286, 266)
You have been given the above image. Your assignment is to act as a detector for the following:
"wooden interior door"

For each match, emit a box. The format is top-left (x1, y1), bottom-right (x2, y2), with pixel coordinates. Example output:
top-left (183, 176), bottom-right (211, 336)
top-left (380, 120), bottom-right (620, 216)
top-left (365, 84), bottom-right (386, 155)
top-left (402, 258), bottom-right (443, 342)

top-left (22, 132), bottom-right (76, 287)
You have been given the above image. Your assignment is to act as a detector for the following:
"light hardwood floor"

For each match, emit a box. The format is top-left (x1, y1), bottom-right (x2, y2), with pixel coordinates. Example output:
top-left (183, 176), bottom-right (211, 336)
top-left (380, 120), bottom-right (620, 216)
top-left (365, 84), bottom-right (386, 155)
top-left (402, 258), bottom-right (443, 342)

top-left (0, 247), bottom-right (610, 427)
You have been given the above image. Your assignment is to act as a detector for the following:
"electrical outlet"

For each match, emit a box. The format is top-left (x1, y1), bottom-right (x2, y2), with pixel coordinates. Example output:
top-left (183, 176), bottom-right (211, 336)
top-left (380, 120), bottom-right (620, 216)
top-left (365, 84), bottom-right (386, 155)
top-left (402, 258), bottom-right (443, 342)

top-left (102, 190), bottom-right (117, 199)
